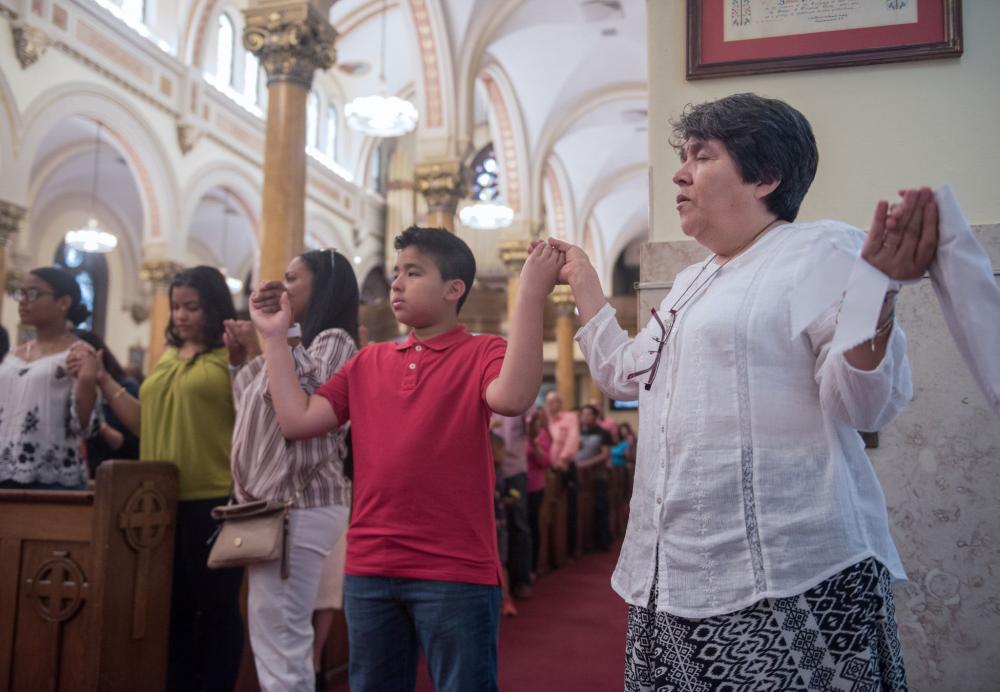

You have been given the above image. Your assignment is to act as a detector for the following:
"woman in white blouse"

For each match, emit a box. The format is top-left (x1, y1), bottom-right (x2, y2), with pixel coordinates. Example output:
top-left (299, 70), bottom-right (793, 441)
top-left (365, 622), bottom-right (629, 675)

top-left (547, 93), bottom-right (938, 691)
top-left (0, 267), bottom-right (101, 489)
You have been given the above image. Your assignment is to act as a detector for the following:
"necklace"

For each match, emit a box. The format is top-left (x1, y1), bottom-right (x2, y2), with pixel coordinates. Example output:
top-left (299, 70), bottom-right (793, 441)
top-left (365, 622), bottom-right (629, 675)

top-left (668, 217), bottom-right (780, 315)
top-left (24, 334), bottom-right (72, 361)
top-left (628, 218), bottom-right (781, 390)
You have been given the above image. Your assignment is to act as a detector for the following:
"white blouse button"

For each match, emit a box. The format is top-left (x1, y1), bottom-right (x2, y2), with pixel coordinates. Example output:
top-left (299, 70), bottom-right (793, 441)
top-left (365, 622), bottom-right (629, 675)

top-left (408, 363), bottom-right (416, 370)
top-left (656, 496), bottom-right (663, 504)
top-left (415, 345), bottom-right (423, 352)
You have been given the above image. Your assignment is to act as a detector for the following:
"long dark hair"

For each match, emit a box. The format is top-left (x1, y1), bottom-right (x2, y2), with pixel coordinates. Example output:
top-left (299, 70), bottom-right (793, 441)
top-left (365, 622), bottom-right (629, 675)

top-left (298, 250), bottom-right (360, 348)
top-left (30, 267), bottom-right (91, 326)
top-left (165, 266), bottom-right (236, 350)
top-left (73, 329), bottom-right (126, 384)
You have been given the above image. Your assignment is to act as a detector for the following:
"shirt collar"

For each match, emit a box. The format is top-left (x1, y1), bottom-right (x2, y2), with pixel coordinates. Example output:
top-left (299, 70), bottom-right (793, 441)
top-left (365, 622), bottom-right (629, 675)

top-left (393, 324), bottom-right (469, 352)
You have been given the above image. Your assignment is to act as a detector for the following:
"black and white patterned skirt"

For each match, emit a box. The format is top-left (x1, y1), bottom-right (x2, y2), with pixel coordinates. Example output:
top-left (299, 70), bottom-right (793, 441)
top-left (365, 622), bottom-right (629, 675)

top-left (624, 558), bottom-right (907, 691)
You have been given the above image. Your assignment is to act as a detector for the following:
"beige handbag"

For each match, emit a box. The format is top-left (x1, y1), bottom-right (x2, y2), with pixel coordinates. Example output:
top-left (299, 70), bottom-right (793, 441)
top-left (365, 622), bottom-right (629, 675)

top-left (207, 499), bottom-right (292, 578)
top-left (207, 451), bottom-right (333, 579)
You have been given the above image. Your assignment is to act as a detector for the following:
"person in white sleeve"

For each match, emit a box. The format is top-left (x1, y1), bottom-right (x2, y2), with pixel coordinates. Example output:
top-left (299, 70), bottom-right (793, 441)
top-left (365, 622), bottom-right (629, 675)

top-left (544, 93), bottom-right (939, 691)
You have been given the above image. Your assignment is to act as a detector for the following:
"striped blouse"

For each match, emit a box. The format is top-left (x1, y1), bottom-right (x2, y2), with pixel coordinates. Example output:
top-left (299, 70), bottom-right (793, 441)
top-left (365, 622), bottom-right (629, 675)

top-left (230, 328), bottom-right (356, 508)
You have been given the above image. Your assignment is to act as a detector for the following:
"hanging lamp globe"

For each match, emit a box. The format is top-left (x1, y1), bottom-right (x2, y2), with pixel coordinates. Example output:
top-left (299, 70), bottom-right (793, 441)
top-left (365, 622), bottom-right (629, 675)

top-left (345, 92), bottom-right (418, 137)
top-left (65, 218), bottom-right (119, 254)
top-left (65, 121), bottom-right (119, 254)
top-left (459, 201), bottom-right (514, 230)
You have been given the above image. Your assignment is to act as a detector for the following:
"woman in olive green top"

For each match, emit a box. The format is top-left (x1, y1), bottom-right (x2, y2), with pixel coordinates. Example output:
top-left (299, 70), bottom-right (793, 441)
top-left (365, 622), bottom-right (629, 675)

top-left (95, 266), bottom-right (241, 692)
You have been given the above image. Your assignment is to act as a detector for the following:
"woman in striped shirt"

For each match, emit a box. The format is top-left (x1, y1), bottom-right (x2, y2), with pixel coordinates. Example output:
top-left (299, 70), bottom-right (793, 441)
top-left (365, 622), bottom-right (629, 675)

top-left (226, 249), bottom-right (359, 692)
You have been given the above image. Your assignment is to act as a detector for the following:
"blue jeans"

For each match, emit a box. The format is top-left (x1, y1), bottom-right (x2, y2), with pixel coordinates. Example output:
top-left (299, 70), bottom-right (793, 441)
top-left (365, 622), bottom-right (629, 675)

top-left (344, 575), bottom-right (501, 692)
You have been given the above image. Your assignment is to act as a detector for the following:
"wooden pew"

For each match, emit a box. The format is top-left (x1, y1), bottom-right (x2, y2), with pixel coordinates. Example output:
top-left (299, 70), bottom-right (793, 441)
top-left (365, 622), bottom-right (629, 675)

top-left (577, 466), bottom-right (595, 554)
top-left (0, 461), bottom-right (178, 692)
top-left (534, 469), bottom-right (568, 576)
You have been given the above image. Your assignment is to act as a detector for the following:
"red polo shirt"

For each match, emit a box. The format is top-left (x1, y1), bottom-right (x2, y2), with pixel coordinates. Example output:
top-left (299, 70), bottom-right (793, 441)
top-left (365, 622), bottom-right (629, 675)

top-left (316, 325), bottom-right (507, 586)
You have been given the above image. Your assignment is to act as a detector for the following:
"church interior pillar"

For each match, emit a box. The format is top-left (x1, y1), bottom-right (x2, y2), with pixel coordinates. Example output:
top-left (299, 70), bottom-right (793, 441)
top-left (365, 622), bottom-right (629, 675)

top-left (141, 260), bottom-right (184, 372)
top-left (0, 201), bottom-right (26, 323)
top-left (244, 2), bottom-right (337, 281)
top-left (551, 284), bottom-right (577, 409)
top-left (498, 236), bottom-right (532, 334)
top-left (414, 161), bottom-right (462, 232)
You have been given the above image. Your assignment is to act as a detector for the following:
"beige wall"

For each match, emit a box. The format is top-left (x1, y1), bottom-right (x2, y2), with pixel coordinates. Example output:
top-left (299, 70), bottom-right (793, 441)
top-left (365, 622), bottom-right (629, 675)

top-left (646, 1), bottom-right (1000, 241)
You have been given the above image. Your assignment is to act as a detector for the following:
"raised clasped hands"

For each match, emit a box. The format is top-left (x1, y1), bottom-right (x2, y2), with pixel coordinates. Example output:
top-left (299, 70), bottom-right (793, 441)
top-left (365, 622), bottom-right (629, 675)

top-left (66, 341), bottom-right (100, 382)
top-left (223, 318), bottom-right (261, 365)
top-left (518, 240), bottom-right (566, 299)
top-left (530, 237), bottom-right (597, 288)
top-left (861, 186), bottom-right (939, 281)
top-left (248, 280), bottom-right (292, 340)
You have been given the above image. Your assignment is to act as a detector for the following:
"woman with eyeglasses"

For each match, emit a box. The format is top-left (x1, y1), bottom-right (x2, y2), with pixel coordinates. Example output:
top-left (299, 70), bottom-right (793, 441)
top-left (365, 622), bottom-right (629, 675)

top-left (545, 94), bottom-right (938, 690)
top-left (227, 250), bottom-right (358, 692)
top-left (0, 267), bottom-right (101, 490)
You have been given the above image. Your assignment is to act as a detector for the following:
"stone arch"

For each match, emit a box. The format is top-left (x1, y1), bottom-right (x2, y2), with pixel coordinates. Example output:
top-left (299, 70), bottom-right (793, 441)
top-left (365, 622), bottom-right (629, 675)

top-left (454, 0), bottom-right (527, 156)
top-left (478, 62), bottom-right (530, 216)
top-left (529, 83), bottom-right (646, 221)
top-left (18, 83), bottom-right (180, 255)
top-left (0, 62), bottom-right (20, 202)
top-left (402, 0), bottom-right (457, 153)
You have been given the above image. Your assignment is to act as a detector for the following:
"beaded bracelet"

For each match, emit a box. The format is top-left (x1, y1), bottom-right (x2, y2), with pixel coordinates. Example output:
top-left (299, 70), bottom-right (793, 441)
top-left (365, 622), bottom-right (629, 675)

top-left (870, 309), bottom-right (896, 352)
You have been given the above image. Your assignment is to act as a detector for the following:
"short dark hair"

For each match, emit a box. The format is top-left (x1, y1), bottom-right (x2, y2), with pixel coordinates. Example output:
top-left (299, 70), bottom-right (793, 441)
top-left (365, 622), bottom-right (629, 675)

top-left (393, 226), bottom-right (476, 314)
top-left (166, 266), bottom-right (236, 350)
top-left (30, 266), bottom-right (91, 326)
top-left (581, 404), bottom-right (601, 418)
top-left (670, 93), bottom-right (818, 222)
top-left (297, 249), bottom-right (360, 348)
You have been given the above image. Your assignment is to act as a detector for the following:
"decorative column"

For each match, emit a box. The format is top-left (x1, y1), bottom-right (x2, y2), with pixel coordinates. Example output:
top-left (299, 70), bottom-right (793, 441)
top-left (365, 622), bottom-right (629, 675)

top-left (551, 284), bottom-right (577, 409)
top-left (414, 161), bottom-right (462, 232)
top-left (244, 1), bottom-right (337, 280)
top-left (0, 201), bottom-right (26, 321)
top-left (141, 260), bottom-right (184, 371)
top-left (498, 236), bottom-right (532, 334)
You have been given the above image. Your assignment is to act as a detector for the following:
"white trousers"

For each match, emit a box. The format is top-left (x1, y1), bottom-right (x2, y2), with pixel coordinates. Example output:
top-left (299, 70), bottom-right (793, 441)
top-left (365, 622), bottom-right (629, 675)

top-left (248, 504), bottom-right (350, 692)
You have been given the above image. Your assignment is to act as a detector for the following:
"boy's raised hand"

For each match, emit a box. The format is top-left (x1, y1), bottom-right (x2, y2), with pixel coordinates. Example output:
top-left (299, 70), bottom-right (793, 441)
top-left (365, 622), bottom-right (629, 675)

top-left (538, 237), bottom-right (606, 325)
top-left (519, 240), bottom-right (565, 298)
top-left (249, 284), bottom-right (292, 340)
top-left (534, 237), bottom-right (597, 287)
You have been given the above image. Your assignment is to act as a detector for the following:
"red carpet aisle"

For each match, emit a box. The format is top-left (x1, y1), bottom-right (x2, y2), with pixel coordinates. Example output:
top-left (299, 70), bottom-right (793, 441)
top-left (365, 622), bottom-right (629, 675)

top-left (331, 546), bottom-right (627, 691)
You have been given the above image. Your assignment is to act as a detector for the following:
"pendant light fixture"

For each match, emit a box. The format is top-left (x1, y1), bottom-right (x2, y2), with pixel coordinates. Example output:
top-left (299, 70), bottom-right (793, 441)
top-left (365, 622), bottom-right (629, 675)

top-left (64, 122), bottom-right (119, 254)
top-left (219, 190), bottom-right (244, 295)
top-left (345, 0), bottom-right (418, 137)
top-left (459, 144), bottom-right (513, 230)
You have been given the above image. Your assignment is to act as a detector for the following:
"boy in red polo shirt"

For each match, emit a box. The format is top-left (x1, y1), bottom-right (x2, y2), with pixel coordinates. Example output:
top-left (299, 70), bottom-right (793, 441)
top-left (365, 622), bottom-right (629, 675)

top-left (250, 226), bottom-right (563, 691)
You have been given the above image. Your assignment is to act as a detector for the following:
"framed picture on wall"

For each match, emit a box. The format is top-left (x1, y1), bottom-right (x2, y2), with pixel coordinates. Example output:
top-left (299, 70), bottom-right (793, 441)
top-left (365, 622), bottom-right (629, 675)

top-left (687, 0), bottom-right (963, 80)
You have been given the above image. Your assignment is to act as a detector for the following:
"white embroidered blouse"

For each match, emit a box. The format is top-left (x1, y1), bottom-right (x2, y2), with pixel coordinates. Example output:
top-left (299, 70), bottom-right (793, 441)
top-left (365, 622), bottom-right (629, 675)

top-left (0, 350), bottom-right (102, 488)
top-left (577, 221), bottom-right (912, 618)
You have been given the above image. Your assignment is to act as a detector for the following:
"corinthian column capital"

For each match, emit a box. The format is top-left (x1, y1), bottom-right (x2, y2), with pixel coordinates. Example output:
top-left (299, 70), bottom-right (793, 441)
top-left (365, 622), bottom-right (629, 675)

top-left (414, 161), bottom-right (464, 215)
top-left (499, 237), bottom-right (532, 276)
top-left (141, 259), bottom-right (185, 291)
top-left (243, 2), bottom-right (337, 88)
top-left (550, 284), bottom-right (576, 316)
top-left (0, 200), bottom-right (26, 246)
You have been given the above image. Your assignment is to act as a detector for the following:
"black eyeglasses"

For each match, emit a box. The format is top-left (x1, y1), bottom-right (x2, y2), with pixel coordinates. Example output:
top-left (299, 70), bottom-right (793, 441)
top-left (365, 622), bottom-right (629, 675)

top-left (10, 288), bottom-right (55, 303)
top-left (627, 308), bottom-right (677, 391)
